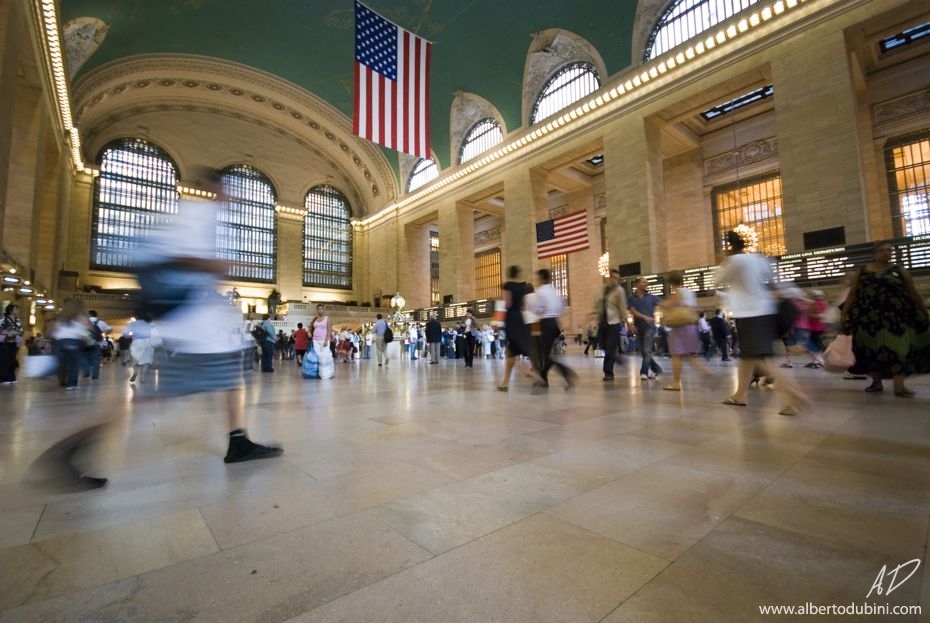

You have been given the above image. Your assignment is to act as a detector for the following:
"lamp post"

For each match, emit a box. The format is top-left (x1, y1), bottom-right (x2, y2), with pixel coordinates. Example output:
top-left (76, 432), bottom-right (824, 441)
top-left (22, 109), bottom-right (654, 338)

top-left (389, 293), bottom-right (407, 329)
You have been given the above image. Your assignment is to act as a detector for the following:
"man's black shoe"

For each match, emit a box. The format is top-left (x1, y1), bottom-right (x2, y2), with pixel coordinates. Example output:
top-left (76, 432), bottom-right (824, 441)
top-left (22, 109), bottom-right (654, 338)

top-left (224, 440), bottom-right (283, 464)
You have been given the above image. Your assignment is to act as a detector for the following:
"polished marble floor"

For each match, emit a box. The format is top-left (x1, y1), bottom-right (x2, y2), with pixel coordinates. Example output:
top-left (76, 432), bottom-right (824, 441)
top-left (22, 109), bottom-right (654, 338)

top-left (0, 347), bottom-right (928, 622)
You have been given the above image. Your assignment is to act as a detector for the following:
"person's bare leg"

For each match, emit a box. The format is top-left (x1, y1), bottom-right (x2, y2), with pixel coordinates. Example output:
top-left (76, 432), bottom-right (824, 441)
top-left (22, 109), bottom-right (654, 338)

top-left (226, 387), bottom-right (244, 431)
top-left (762, 357), bottom-right (811, 410)
top-left (499, 355), bottom-right (515, 389)
top-left (666, 355), bottom-right (683, 389)
top-left (727, 357), bottom-right (756, 403)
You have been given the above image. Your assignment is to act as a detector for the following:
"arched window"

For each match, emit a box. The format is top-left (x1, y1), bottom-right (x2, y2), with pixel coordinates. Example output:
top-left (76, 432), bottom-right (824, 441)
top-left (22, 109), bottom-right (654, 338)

top-left (886, 129), bottom-right (930, 238)
top-left (218, 165), bottom-right (277, 282)
top-left (530, 62), bottom-right (600, 125)
top-left (643, 0), bottom-right (761, 63)
top-left (304, 185), bottom-right (352, 289)
top-left (91, 138), bottom-right (178, 270)
top-left (407, 158), bottom-right (439, 193)
top-left (458, 118), bottom-right (503, 165)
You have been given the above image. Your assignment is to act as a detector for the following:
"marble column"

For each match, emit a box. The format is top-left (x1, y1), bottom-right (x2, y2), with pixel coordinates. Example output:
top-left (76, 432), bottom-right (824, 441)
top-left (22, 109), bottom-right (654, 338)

top-left (438, 200), bottom-right (475, 303)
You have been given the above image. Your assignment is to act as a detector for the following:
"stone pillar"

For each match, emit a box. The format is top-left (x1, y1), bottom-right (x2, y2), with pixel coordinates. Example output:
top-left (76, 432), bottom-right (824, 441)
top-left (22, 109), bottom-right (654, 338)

top-left (65, 176), bottom-right (94, 282)
top-left (2, 81), bottom-right (42, 265)
top-left (773, 27), bottom-right (867, 248)
top-left (402, 220), bottom-right (430, 308)
top-left (275, 210), bottom-right (304, 303)
top-left (501, 167), bottom-right (544, 276)
top-left (438, 200), bottom-right (475, 302)
top-left (603, 116), bottom-right (666, 274)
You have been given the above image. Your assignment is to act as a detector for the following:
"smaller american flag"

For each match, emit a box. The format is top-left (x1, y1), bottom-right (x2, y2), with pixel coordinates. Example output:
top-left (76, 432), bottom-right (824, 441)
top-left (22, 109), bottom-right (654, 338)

top-left (536, 210), bottom-right (589, 259)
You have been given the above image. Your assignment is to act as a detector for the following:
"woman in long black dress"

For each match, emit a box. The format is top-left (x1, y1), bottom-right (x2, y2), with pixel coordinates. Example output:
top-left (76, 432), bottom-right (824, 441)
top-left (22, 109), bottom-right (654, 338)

top-left (497, 265), bottom-right (542, 391)
top-left (843, 242), bottom-right (930, 397)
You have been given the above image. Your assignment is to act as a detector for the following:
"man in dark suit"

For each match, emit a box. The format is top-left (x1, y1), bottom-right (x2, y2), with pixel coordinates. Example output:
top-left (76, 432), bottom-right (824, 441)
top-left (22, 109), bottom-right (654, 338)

top-left (709, 308), bottom-right (731, 361)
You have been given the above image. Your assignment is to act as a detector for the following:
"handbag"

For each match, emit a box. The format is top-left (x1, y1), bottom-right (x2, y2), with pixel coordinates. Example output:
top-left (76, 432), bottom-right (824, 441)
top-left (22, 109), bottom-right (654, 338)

top-left (491, 300), bottom-right (506, 327)
top-left (663, 306), bottom-right (698, 328)
top-left (823, 334), bottom-right (855, 373)
top-left (23, 354), bottom-right (58, 377)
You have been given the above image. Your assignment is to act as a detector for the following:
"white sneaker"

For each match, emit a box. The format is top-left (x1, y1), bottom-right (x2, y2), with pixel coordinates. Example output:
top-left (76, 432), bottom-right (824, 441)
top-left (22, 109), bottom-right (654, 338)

top-left (640, 374), bottom-right (648, 381)
top-left (647, 372), bottom-right (657, 380)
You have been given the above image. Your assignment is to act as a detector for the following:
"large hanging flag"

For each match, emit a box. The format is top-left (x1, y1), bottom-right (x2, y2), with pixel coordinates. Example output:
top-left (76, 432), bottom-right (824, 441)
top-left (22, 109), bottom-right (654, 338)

top-left (536, 210), bottom-right (590, 259)
top-left (354, 1), bottom-right (432, 159)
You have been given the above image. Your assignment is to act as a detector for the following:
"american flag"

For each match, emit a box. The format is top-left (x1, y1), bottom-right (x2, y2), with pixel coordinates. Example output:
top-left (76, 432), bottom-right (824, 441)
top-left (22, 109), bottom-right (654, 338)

top-left (354, 1), bottom-right (431, 159)
top-left (536, 210), bottom-right (590, 259)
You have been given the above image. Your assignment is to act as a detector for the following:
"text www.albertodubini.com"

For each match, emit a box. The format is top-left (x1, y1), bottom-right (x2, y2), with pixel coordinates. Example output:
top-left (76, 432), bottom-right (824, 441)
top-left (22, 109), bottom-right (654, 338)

top-left (759, 603), bottom-right (921, 616)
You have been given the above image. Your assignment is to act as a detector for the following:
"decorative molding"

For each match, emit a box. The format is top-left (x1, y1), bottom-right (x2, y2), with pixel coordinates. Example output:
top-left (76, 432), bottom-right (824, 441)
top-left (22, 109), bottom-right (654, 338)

top-left (474, 227), bottom-right (502, 246)
top-left (594, 193), bottom-right (607, 212)
top-left (704, 137), bottom-right (778, 176)
top-left (873, 89), bottom-right (930, 126)
top-left (449, 91), bottom-right (506, 166)
top-left (549, 205), bottom-right (570, 219)
top-left (63, 18), bottom-right (108, 80)
top-left (71, 55), bottom-right (398, 206)
top-left (523, 29), bottom-right (607, 126)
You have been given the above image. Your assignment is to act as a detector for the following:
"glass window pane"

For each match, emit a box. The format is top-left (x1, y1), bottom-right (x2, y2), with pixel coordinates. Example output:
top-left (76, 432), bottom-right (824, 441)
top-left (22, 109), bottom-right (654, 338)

top-left (304, 185), bottom-right (353, 289)
top-left (886, 130), bottom-right (930, 238)
top-left (408, 158), bottom-right (440, 193)
top-left (644, 0), bottom-right (761, 63)
top-left (91, 138), bottom-right (179, 271)
top-left (218, 165), bottom-right (277, 283)
top-left (459, 119), bottom-right (503, 165)
top-left (712, 170), bottom-right (785, 259)
top-left (531, 62), bottom-right (600, 125)
top-left (475, 248), bottom-right (502, 300)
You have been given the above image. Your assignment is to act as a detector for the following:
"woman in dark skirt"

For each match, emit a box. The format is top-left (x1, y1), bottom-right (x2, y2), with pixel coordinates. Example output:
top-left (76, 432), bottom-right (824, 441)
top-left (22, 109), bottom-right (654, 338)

top-left (715, 228), bottom-right (810, 415)
top-left (843, 242), bottom-right (930, 397)
top-left (497, 265), bottom-right (543, 391)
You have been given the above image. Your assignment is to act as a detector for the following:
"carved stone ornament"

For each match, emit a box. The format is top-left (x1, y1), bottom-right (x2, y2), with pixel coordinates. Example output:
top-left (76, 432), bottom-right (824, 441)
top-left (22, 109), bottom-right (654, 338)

top-left (523, 29), bottom-right (607, 126)
top-left (474, 227), bottom-right (502, 246)
top-left (449, 92), bottom-right (506, 164)
top-left (704, 138), bottom-right (778, 176)
top-left (873, 89), bottom-right (930, 126)
top-left (63, 18), bottom-right (109, 80)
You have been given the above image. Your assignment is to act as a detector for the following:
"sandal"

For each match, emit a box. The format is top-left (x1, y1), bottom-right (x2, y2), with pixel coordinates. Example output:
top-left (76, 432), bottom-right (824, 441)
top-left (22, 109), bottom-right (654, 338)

top-left (496, 385), bottom-right (509, 392)
top-left (864, 382), bottom-right (883, 393)
top-left (663, 385), bottom-right (681, 391)
top-left (722, 397), bottom-right (747, 406)
top-left (778, 405), bottom-right (799, 416)
top-left (894, 388), bottom-right (916, 398)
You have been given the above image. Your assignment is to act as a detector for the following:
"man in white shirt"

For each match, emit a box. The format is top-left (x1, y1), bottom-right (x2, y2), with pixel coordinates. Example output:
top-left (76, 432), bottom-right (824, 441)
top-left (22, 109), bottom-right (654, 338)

top-left (533, 269), bottom-right (578, 389)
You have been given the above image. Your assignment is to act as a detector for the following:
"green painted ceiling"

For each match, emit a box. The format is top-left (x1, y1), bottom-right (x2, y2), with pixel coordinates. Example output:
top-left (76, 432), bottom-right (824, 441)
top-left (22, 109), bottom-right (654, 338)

top-left (61, 0), bottom-right (640, 172)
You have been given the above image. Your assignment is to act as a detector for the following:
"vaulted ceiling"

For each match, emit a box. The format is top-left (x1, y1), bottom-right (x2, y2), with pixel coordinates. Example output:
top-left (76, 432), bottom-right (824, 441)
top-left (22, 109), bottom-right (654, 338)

top-left (59, 1), bottom-right (649, 214)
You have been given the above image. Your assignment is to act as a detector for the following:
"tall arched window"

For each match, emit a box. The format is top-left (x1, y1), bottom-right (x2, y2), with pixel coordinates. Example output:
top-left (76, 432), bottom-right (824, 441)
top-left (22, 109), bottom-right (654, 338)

top-left (91, 138), bottom-right (178, 270)
top-left (407, 158), bottom-right (439, 193)
top-left (530, 62), bottom-right (600, 125)
top-left (643, 0), bottom-right (761, 63)
top-left (304, 185), bottom-right (352, 289)
top-left (218, 165), bottom-right (277, 282)
top-left (458, 118), bottom-right (503, 165)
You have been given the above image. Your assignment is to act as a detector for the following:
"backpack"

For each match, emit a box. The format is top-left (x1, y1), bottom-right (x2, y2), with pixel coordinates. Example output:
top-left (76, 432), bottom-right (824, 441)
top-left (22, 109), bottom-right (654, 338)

top-left (250, 324), bottom-right (266, 343)
top-left (89, 320), bottom-right (104, 343)
top-left (383, 326), bottom-right (394, 343)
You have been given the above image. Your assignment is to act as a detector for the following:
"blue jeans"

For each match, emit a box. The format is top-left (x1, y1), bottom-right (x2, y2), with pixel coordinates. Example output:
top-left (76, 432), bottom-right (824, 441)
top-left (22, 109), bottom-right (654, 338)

top-left (637, 325), bottom-right (663, 376)
top-left (82, 344), bottom-right (101, 378)
top-left (57, 339), bottom-right (84, 387)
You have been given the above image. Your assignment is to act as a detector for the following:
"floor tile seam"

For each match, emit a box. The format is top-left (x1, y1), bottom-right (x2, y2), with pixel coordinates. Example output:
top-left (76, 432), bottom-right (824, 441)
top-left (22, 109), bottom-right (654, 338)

top-left (736, 513), bottom-right (930, 565)
top-left (538, 508), bottom-right (675, 566)
top-left (730, 510), bottom-right (930, 561)
top-left (33, 488), bottom-right (247, 544)
top-left (26, 504), bottom-right (47, 545)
